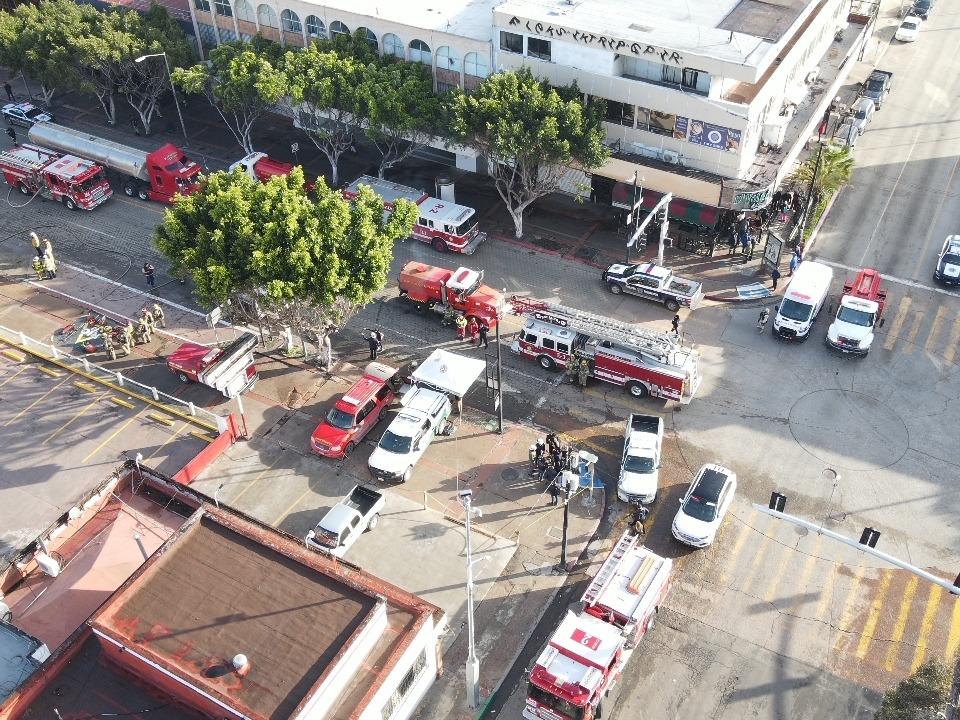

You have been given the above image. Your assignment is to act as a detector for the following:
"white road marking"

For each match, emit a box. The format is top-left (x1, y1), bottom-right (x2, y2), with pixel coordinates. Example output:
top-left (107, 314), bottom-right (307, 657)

top-left (815, 258), bottom-right (960, 298)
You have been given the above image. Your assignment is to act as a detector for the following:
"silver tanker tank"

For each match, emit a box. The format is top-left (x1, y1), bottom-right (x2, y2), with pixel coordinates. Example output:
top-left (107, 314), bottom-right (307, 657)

top-left (28, 123), bottom-right (150, 182)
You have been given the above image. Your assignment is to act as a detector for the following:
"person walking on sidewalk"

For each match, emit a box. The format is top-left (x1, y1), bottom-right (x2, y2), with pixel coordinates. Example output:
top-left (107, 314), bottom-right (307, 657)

top-left (5, 126), bottom-right (16, 144)
top-left (771, 266), bottom-right (782, 291)
top-left (142, 262), bottom-right (155, 290)
top-left (671, 314), bottom-right (680, 335)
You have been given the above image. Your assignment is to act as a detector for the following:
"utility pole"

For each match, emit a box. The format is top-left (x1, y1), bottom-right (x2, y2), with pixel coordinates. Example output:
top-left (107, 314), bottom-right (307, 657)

top-left (459, 490), bottom-right (482, 708)
top-left (495, 319), bottom-right (504, 435)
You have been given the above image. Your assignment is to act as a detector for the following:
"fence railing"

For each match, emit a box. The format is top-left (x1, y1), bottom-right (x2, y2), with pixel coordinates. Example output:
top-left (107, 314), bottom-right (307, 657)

top-left (0, 324), bottom-right (226, 432)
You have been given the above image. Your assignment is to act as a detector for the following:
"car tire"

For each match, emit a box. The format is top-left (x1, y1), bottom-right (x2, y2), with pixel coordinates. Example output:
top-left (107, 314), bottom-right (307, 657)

top-left (401, 466), bottom-right (413, 483)
top-left (378, 407), bottom-right (389, 421)
top-left (627, 381), bottom-right (649, 398)
top-left (123, 181), bottom-right (137, 197)
top-left (19, 182), bottom-right (30, 195)
top-left (177, 372), bottom-right (190, 383)
top-left (432, 238), bottom-right (448, 252)
top-left (344, 441), bottom-right (356, 455)
top-left (137, 185), bottom-right (150, 201)
top-left (366, 513), bottom-right (380, 531)
top-left (608, 283), bottom-right (623, 295)
top-left (64, 197), bottom-right (76, 211)
top-left (665, 299), bottom-right (681, 312)
top-left (538, 354), bottom-right (556, 371)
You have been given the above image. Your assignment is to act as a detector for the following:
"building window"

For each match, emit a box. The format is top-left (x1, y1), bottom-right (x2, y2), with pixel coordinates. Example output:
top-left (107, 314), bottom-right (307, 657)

top-left (409, 39), bottom-right (431, 65)
top-left (603, 100), bottom-right (634, 127)
top-left (500, 31), bottom-right (522, 54)
top-left (357, 27), bottom-right (379, 52)
top-left (383, 33), bottom-right (403, 56)
top-left (437, 46), bottom-right (460, 72)
top-left (194, 0), bottom-right (211, 12)
top-left (305, 15), bottom-right (324, 38)
top-left (464, 52), bottom-right (488, 78)
top-left (281, 9), bottom-right (301, 33)
top-left (648, 110), bottom-right (678, 137)
top-left (257, 4), bottom-right (278, 28)
top-left (527, 37), bottom-right (551, 61)
top-left (330, 20), bottom-right (350, 38)
top-left (622, 56), bottom-right (660, 82)
top-left (682, 68), bottom-right (711, 93)
top-left (661, 65), bottom-right (682, 85)
top-left (234, 0), bottom-right (254, 22)
top-left (381, 649), bottom-right (428, 720)
top-left (214, 0), bottom-right (232, 17)
top-left (635, 106), bottom-right (651, 131)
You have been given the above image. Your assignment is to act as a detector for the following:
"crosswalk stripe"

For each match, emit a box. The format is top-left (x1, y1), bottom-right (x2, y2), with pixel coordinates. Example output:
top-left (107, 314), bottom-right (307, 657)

top-left (816, 561), bottom-right (840, 624)
top-left (901, 300), bottom-right (924, 355)
top-left (717, 508), bottom-right (757, 589)
top-left (911, 585), bottom-right (943, 673)
top-left (789, 534), bottom-right (825, 616)
top-left (737, 528), bottom-right (772, 598)
top-left (944, 312), bottom-right (960, 366)
top-left (763, 547), bottom-right (794, 604)
top-left (945, 599), bottom-right (960, 660)
top-left (835, 566), bottom-right (867, 653)
top-left (924, 305), bottom-right (950, 360)
top-left (885, 575), bottom-right (920, 671)
top-left (883, 297), bottom-right (912, 352)
top-left (857, 572), bottom-right (893, 659)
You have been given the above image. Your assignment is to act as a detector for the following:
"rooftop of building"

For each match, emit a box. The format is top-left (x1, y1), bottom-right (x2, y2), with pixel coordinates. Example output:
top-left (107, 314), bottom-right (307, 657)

top-left (0, 621), bottom-right (48, 705)
top-left (321, 0), bottom-right (498, 43)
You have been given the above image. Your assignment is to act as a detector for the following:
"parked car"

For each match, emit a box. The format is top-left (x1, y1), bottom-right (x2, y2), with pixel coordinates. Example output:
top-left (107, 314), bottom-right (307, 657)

top-left (2, 102), bottom-right (54, 128)
top-left (850, 98), bottom-right (876, 136)
top-left (933, 235), bottom-right (960, 285)
top-left (912, 0), bottom-right (933, 20)
top-left (895, 15), bottom-right (921, 42)
top-left (671, 464), bottom-right (737, 548)
top-left (368, 386), bottom-right (452, 483)
top-left (310, 362), bottom-right (400, 458)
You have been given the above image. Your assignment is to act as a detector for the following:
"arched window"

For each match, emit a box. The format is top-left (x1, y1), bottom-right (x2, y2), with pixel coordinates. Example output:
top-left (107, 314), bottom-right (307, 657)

top-left (437, 46), bottom-right (460, 72)
top-left (464, 52), bottom-right (489, 78)
top-left (357, 27), bottom-right (379, 52)
top-left (280, 9), bottom-right (301, 33)
top-left (409, 39), bottom-right (431, 65)
top-left (305, 15), bottom-right (325, 38)
top-left (383, 33), bottom-right (403, 57)
top-left (330, 20), bottom-right (350, 38)
top-left (234, 0), bottom-right (254, 22)
top-left (214, 0), bottom-right (232, 17)
top-left (257, 4), bottom-right (278, 27)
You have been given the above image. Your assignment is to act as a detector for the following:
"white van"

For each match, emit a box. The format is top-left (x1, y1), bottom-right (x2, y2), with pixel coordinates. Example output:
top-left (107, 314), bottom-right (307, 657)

top-left (773, 260), bottom-right (834, 340)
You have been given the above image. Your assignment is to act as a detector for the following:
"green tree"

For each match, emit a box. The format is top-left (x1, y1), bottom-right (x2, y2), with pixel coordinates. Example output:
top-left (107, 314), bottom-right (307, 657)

top-left (154, 168), bottom-right (417, 361)
top-left (284, 43), bottom-right (367, 187)
top-left (875, 658), bottom-right (950, 720)
top-left (360, 58), bottom-right (441, 178)
top-left (70, 9), bottom-right (139, 126)
top-left (448, 67), bottom-right (609, 238)
top-left (174, 40), bottom-right (287, 154)
top-left (788, 142), bottom-right (854, 208)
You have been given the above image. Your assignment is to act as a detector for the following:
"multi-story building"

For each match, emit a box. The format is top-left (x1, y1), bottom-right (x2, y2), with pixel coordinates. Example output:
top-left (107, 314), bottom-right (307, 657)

top-left (182, 0), bottom-right (873, 216)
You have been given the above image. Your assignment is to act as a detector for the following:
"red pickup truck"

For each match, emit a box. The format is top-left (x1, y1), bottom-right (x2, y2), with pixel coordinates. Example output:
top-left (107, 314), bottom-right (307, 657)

top-left (167, 332), bottom-right (259, 398)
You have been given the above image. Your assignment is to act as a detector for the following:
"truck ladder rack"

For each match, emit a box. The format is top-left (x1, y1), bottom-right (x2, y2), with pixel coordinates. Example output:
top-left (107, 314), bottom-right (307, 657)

top-left (583, 531), bottom-right (640, 607)
top-left (0, 148), bottom-right (49, 172)
top-left (509, 297), bottom-right (682, 357)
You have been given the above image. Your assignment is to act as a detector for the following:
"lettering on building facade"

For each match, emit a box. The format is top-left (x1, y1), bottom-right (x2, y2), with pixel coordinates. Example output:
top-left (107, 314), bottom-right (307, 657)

top-left (508, 16), bottom-right (684, 65)
top-left (733, 187), bottom-right (773, 210)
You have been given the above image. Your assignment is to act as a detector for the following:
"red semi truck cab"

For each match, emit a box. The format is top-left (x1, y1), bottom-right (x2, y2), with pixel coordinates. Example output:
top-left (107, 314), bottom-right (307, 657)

top-left (146, 144), bottom-right (202, 202)
top-left (397, 261), bottom-right (505, 328)
top-left (167, 332), bottom-right (259, 398)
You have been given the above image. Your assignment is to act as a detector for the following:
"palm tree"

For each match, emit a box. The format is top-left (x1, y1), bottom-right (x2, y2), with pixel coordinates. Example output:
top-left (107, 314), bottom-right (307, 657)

top-left (788, 142), bottom-right (855, 209)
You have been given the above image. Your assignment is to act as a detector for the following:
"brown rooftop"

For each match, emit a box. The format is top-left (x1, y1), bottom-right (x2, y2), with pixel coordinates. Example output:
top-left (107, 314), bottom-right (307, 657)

top-left (93, 514), bottom-right (381, 720)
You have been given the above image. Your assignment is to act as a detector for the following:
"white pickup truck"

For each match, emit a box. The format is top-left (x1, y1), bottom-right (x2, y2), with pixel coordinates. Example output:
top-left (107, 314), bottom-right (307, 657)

top-left (617, 414), bottom-right (664, 505)
top-left (368, 386), bottom-right (452, 483)
top-left (305, 485), bottom-right (385, 558)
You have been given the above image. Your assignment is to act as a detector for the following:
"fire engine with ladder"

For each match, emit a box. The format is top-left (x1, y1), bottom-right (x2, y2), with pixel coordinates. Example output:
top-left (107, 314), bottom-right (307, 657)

top-left (0, 144), bottom-right (112, 210)
top-left (524, 530), bottom-right (672, 720)
top-left (508, 297), bottom-right (702, 403)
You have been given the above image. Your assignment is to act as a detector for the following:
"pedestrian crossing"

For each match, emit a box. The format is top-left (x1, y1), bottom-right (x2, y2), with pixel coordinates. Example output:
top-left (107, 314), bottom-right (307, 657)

top-left (669, 506), bottom-right (960, 687)
top-left (872, 288), bottom-right (960, 362)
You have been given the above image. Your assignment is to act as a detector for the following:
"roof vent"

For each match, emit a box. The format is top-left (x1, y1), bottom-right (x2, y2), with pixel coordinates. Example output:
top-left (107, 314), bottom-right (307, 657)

top-left (231, 654), bottom-right (251, 677)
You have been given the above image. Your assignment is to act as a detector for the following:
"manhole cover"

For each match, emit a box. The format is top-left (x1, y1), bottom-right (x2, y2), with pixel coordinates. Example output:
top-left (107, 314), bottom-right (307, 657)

top-left (501, 468), bottom-right (520, 482)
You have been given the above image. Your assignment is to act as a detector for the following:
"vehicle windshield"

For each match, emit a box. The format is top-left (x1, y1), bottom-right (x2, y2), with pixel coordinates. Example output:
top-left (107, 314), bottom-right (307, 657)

top-left (527, 683), bottom-right (585, 720)
top-left (25, 108), bottom-right (45, 120)
top-left (325, 407), bottom-right (357, 430)
top-left (682, 495), bottom-right (718, 522)
top-left (837, 306), bottom-right (874, 327)
top-left (378, 429), bottom-right (412, 454)
top-left (779, 298), bottom-right (814, 322)
top-left (866, 79), bottom-right (885, 91)
top-left (855, 109), bottom-right (868, 120)
top-left (914, 0), bottom-right (930, 8)
top-left (454, 219), bottom-right (477, 238)
top-left (941, 253), bottom-right (960, 266)
top-left (623, 455), bottom-right (655, 474)
top-left (901, 20), bottom-right (918, 29)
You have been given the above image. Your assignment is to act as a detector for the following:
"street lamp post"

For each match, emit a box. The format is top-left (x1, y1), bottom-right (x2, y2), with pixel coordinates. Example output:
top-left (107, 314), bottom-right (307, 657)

top-left (459, 490), bottom-right (482, 709)
top-left (626, 172), bottom-right (644, 263)
top-left (135, 52), bottom-right (189, 147)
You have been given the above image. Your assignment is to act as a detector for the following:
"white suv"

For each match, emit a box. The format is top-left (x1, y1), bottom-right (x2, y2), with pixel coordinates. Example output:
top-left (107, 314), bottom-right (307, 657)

top-left (672, 464), bottom-right (737, 548)
top-left (368, 387), bottom-right (451, 483)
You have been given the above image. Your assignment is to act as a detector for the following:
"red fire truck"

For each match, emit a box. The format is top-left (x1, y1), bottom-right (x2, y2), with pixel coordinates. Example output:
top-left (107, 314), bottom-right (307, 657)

top-left (397, 261), bottom-right (505, 329)
top-left (524, 531), bottom-right (672, 720)
top-left (0, 144), bottom-right (112, 210)
top-left (167, 332), bottom-right (259, 398)
top-left (508, 298), bottom-right (702, 403)
top-left (343, 175), bottom-right (486, 254)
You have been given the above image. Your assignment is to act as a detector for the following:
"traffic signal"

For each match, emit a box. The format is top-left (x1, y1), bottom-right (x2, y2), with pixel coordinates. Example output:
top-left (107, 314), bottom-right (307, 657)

top-left (768, 492), bottom-right (786, 512)
top-left (859, 527), bottom-right (881, 548)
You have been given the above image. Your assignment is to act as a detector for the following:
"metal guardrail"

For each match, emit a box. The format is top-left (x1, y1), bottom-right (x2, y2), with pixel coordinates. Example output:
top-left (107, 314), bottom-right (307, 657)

top-left (0, 323), bottom-right (227, 432)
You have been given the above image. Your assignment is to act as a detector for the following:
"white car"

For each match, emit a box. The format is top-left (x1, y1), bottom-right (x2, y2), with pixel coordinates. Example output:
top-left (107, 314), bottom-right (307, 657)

top-left (895, 15), bottom-right (921, 42)
top-left (850, 98), bottom-right (876, 136)
top-left (2, 101), bottom-right (54, 128)
top-left (672, 464), bottom-right (737, 548)
top-left (368, 387), bottom-right (451, 483)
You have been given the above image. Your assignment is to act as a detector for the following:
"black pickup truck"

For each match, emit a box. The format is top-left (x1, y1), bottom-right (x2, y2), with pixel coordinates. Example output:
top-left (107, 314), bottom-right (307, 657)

top-left (860, 70), bottom-right (893, 109)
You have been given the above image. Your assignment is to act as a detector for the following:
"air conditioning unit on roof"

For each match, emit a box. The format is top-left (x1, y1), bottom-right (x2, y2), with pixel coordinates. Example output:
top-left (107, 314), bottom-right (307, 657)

top-left (662, 150), bottom-right (680, 165)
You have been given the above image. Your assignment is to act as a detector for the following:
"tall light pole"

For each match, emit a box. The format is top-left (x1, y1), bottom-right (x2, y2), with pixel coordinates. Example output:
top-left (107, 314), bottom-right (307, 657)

top-left (459, 490), bottom-right (482, 709)
top-left (135, 52), bottom-right (189, 147)
top-left (626, 171), bottom-right (644, 263)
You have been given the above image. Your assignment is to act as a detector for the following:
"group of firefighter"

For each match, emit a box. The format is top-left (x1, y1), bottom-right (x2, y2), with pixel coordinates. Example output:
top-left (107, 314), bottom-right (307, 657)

top-left (95, 304), bottom-right (166, 360)
top-left (566, 354), bottom-right (593, 387)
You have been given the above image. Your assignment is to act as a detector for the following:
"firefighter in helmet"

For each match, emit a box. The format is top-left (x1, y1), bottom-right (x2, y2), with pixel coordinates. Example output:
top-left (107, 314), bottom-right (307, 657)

top-left (151, 303), bottom-right (166, 328)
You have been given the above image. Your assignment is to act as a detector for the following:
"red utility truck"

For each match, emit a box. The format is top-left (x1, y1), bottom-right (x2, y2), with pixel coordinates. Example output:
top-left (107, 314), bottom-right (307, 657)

top-left (509, 297), bottom-right (702, 403)
top-left (229, 152), bottom-right (295, 183)
top-left (28, 123), bottom-right (201, 204)
top-left (0, 144), bottom-right (112, 210)
top-left (344, 175), bottom-right (486, 254)
top-left (167, 332), bottom-right (259, 398)
top-left (825, 268), bottom-right (887, 355)
top-left (398, 261), bottom-right (505, 329)
top-left (524, 531), bottom-right (672, 720)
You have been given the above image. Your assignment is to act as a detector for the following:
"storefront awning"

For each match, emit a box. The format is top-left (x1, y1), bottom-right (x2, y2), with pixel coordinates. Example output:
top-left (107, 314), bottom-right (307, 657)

top-left (612, 183), bottom-right (720, 228)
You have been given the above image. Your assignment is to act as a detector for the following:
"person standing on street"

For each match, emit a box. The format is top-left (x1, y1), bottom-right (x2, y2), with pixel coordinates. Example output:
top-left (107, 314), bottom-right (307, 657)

top-left (143, 262), bottom-right (155, 290)
top-left (671, 314), bottom-right (680, 335)
top-left (42, 238), bottom-right (54, 261)
top-left (455, 313), bottom-right (467, 341)
top-left (367, 332), bottom-right (380, 360)
top-left (771, 266), bottom-right (782, 291)
top-left (42, 252), bottom-right (57, 279)
top-left (5, 126), bottom-right (16, 144)
top-left (478, 322), bottom-right (489, 348)
top-left (789, 249), bottom-right (801, 276)
top-left (4, 81), bottom-right (13, 101)
top-left (30, 232), bottom-right (42, 258)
